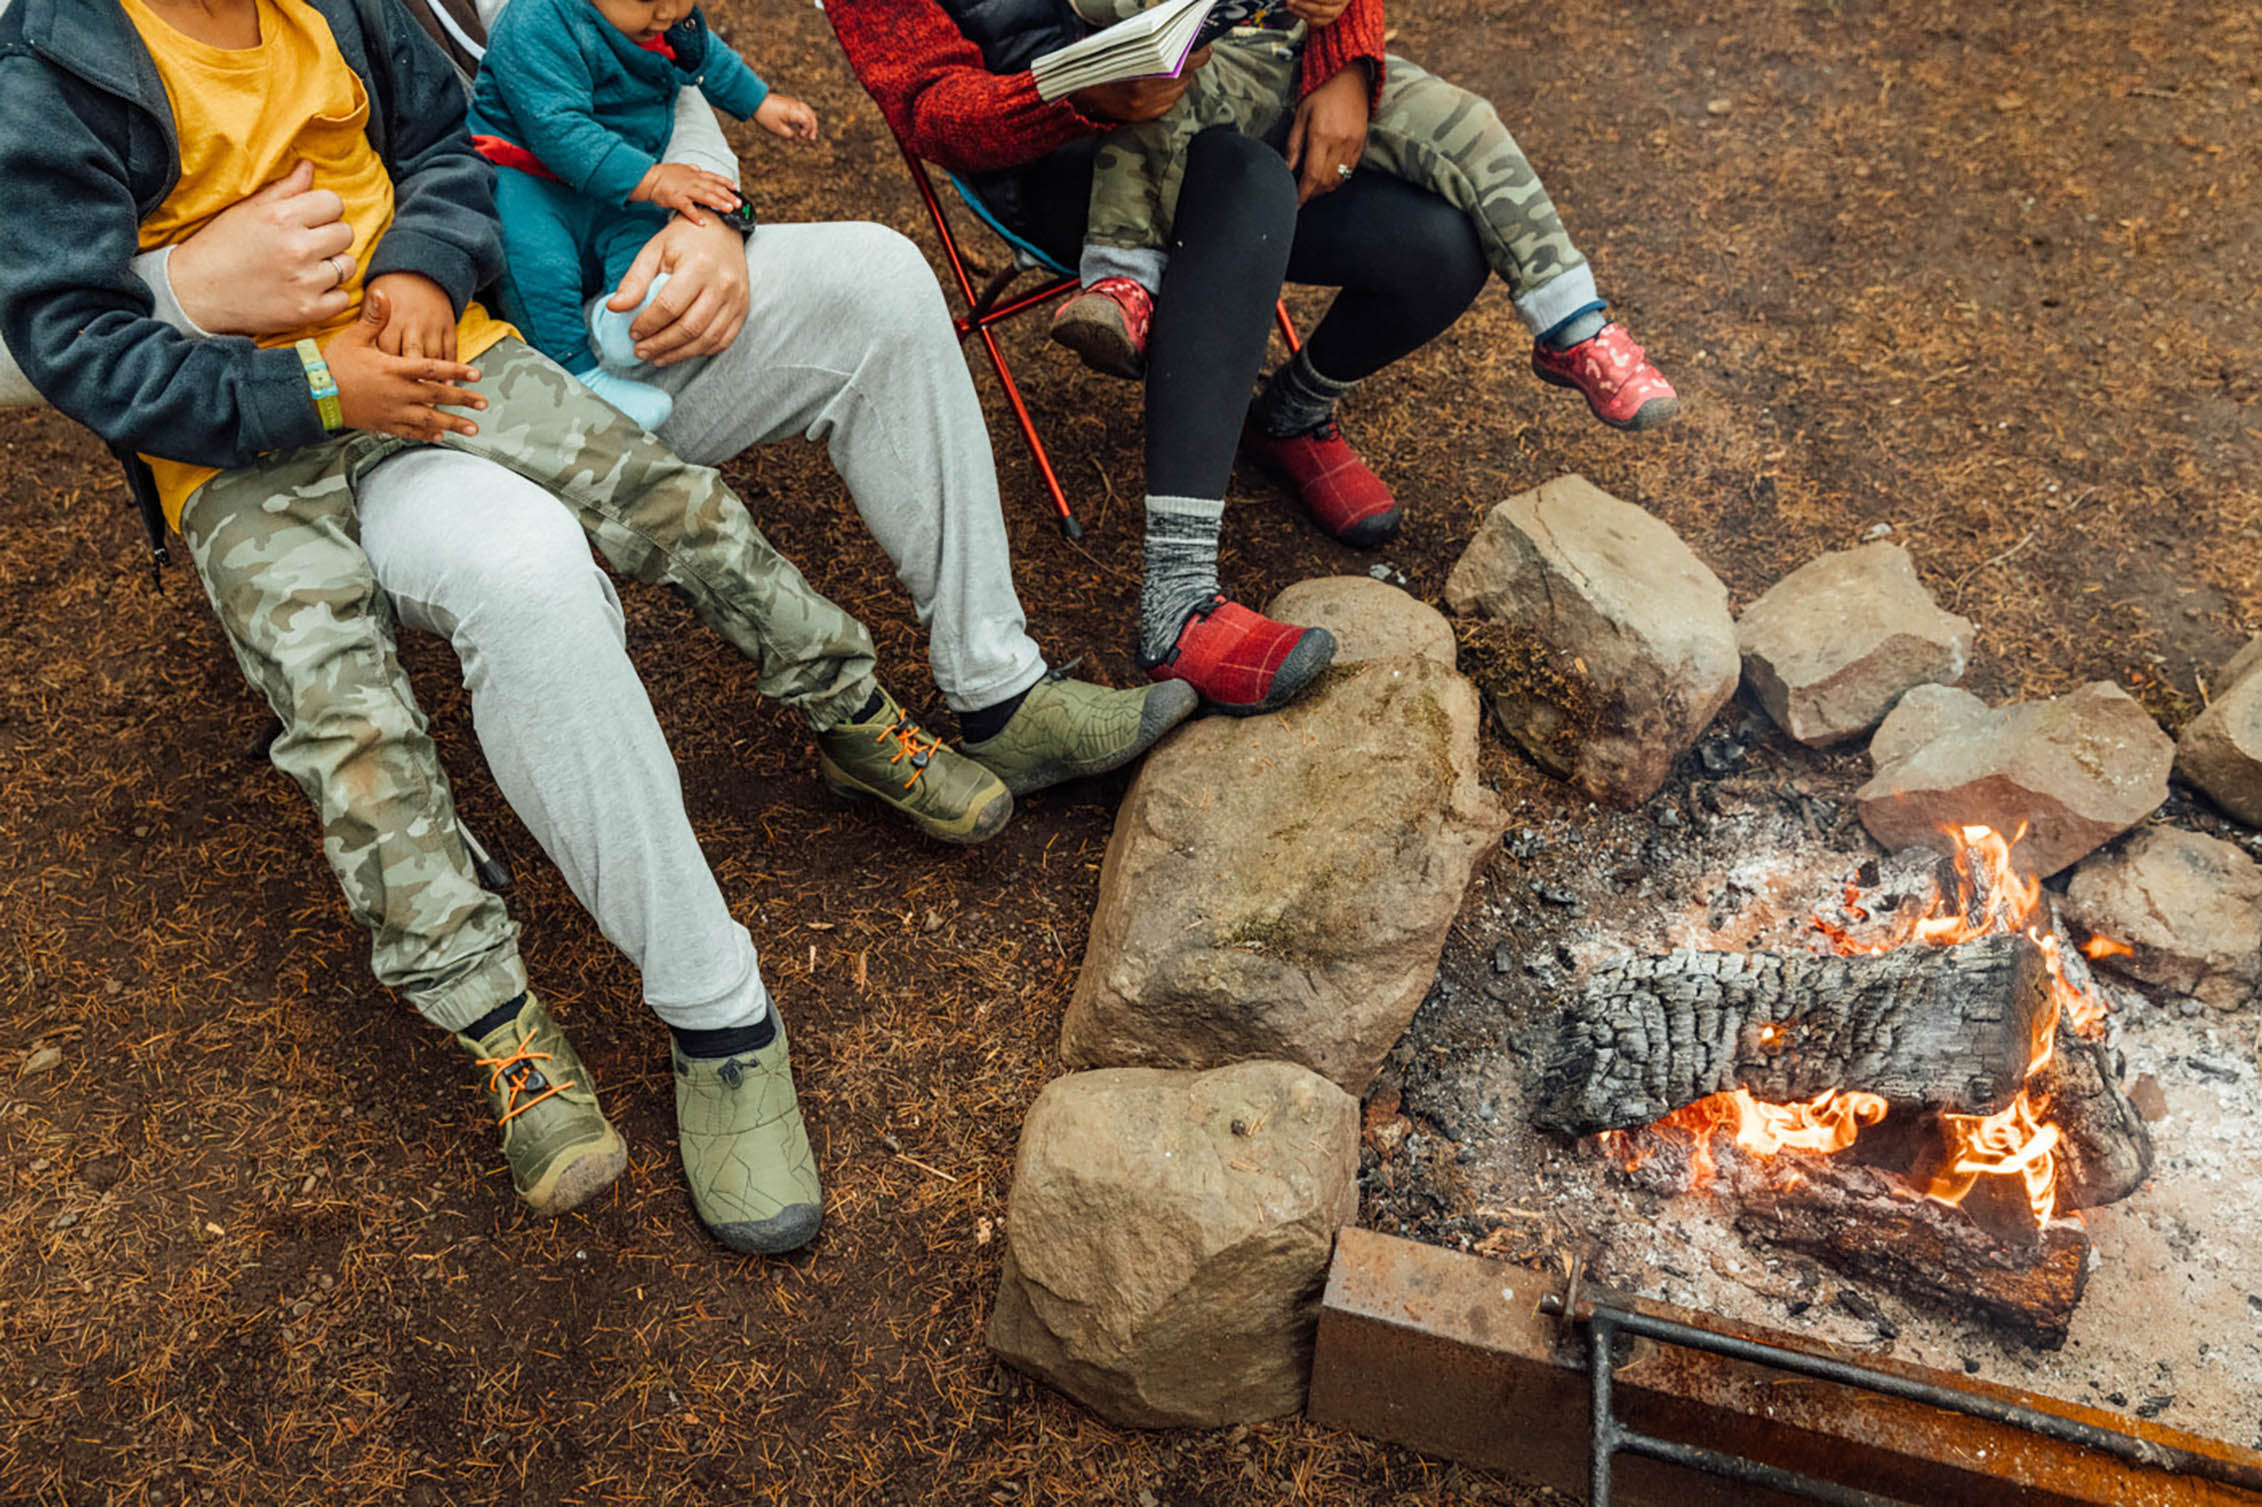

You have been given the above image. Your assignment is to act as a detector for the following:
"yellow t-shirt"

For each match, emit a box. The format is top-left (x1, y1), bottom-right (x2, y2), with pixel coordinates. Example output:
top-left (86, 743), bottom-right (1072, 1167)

top-left (122, 0), bottom-right (512, 523)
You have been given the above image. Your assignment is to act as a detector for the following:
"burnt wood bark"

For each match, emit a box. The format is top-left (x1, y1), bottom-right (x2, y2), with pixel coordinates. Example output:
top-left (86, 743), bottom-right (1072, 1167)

top-left (2041, 1029), bottom-right (2154, 1212)
top-left (1534, 936), bottom-right (2054, 1135)
top-left (1724, 1150), bottom-right (2090, 1348)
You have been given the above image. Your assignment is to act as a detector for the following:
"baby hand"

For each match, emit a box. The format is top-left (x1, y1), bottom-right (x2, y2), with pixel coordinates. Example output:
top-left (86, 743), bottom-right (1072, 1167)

top-left (754, 94), bottom-right (819, 141)
top-left (365, 271), bottom-right (458, 362)
top-left (632, 163), bottom-right (745, 217)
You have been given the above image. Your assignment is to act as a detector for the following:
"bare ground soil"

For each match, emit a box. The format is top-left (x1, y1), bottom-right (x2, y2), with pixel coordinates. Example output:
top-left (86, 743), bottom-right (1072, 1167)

top-left (2, 0), bottom-right (2257, 1501)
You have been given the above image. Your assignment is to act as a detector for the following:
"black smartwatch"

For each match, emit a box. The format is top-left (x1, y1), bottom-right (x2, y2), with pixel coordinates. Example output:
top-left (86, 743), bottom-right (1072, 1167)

top-left (715, 200), bottom-right (759, 238)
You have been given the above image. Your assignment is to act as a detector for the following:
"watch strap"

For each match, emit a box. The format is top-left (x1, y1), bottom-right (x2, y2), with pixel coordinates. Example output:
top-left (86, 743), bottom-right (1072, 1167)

top-left (295, 338), bottom-right (344, 431)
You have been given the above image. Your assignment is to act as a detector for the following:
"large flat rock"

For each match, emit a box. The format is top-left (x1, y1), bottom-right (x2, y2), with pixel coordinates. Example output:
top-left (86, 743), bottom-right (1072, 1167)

top-left (1445, 473), bottom-right (1738, 806)
top-left (1737, 543), bottom-right (1974, 746)
top-left (987, 1062), bottom-right (1359, 1428)
top-left (1063, 585), bottom-right (1502, 1093)
top-left (1856, 681), bottom-right (2172, 876)
top-left (2063, 827), bottom-right (2262, 1011)
top-left (2176, 636), bottom-right (2262, 827)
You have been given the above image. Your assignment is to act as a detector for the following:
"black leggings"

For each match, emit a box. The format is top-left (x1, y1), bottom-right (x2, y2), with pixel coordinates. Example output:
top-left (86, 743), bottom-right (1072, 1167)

top-left (1014, 130), bottom-right (1488, 501)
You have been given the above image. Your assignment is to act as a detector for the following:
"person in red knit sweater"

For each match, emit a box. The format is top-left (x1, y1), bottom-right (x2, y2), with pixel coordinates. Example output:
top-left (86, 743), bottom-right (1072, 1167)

top-left (830, 0), bottom-right (1662, 718)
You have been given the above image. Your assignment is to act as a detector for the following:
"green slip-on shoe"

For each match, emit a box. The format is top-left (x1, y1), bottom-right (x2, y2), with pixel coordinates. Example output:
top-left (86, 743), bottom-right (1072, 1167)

top-left (456, 993), bottom-right (627, 1217)
top-left (674, 1011), bottom-right (822, 1256)
top-left (961, 670), bottom-right (1198, 796)
top-left (816, 685), bottom-right (1012, 844)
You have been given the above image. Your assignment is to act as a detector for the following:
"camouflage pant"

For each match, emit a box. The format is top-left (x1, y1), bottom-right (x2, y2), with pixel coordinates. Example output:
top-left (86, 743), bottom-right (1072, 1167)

top-left (177, 338), bottom-right (878, 1025)
top-left (1085, 36), bottom-right (1590, 310)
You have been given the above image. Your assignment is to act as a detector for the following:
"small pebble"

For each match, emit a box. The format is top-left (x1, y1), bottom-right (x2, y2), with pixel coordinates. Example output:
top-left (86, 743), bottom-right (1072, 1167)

top-left (1862, 522), bottom-right (1894, 541)
top-left (18, 1045), bottom-right (61, 1076)
top-left (49, 1210), bottom-right (78, 1230)
top-left (1656, 805), bottom-right (1684, 828)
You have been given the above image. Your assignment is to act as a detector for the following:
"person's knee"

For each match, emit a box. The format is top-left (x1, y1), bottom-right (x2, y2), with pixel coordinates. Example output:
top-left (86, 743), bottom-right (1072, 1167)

top-left (1400, 197), bottom-right (1489, 309)
top-left (446, 508), bottom-right (622, 649)
top-left (1179, 128), bottom-right (1297, 238)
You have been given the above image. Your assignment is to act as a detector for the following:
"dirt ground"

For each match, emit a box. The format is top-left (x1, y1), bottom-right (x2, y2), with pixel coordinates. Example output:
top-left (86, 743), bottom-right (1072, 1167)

top-left (3, 0), bottom-right (2258, 1502)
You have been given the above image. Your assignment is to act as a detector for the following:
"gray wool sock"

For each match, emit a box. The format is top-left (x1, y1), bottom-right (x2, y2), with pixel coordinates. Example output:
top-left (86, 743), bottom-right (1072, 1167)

top-left (1256, 347), bottom-right (1359, 437)
top-left (1139, 494), bottom-right (1225, 663)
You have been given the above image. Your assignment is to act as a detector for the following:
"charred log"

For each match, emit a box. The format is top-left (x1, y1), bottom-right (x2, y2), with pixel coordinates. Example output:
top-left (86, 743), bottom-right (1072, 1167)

top-left (1535, 936), bottom-right (2053, 1134)
top-left (2041, 1029), bottom-right (2154, 1212)
top-left (1722, 1149), bottom-right (2090, 1349)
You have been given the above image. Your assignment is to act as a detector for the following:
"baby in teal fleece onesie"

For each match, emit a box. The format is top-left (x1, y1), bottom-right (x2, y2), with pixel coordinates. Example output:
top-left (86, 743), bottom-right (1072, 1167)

top-left (470, 0), bottom-right (817, 428)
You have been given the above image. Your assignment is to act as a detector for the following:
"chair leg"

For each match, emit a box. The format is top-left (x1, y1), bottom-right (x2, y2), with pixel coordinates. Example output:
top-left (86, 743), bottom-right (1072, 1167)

top-left (974, 325), bottom-right (1082, 539)
top-left (1274, 299), bottom-right (1301, 355)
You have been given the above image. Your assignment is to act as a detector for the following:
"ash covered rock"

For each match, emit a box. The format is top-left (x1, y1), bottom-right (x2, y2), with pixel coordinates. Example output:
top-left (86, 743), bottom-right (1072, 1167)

top-left (2176, 636), bottom-right (2262, 827)
top-left (1445, 473), bottom-right (1737, 806)
top-left (986, 1062), bottom-right (1358, 1428)
top-left (1737, 543), bottom-right (1975, 747)
top-left (1856, 681), bottom-right (2172, 877)
top-left (2063, 827), bottom-right (2262, 1011)
top-left (1063, 584), bottom-right (1503, 1093)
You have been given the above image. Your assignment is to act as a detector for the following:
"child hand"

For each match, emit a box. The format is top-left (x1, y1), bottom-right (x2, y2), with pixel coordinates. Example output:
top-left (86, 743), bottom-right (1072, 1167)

top-left (754, 94), bottom-right (819, 141)
top-left (633, 163), bottom-right (745, 217)
top-left (324, 287), bottom-right (488, 443)
top-left (365, 272), bottom-right (458, 362)
top-left (1284, 0), bottom-right (1349, 22)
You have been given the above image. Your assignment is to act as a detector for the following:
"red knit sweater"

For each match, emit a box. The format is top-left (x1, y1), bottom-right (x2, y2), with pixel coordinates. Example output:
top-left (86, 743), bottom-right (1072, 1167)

top-left (828, 0), bottom-right (1385, 177)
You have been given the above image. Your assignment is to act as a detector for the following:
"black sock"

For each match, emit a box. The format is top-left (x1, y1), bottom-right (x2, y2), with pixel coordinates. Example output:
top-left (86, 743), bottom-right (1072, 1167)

top-left (848, 688), bottom-right (887, 723)
top-left (461, 993), bottom-right (528, 1040)
top-left (672, 1011), bottom-right (778, 1059)
top-left (959, 685), bottom-right (1033, 744)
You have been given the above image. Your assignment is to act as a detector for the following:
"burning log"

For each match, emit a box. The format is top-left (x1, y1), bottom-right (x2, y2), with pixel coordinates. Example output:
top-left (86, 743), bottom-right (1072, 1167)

top-left (1534, 935), bottom-right (2054, 1135)
top-left (1722, 1148), bottom-right (2091, 1348)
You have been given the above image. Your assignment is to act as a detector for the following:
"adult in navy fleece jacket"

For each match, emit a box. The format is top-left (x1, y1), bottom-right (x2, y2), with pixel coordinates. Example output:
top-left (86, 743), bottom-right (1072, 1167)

top-left (470, 0), bottom-right (769, 373)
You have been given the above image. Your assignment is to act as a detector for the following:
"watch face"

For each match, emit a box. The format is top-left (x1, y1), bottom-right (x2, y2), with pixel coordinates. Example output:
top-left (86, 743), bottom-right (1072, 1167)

top-left (720, 201), bottom-right (759, 233)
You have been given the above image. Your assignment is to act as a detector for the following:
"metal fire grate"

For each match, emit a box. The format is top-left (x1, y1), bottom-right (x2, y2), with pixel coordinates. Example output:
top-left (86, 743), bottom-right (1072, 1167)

top-left (1540, 1278), bottom-right (2257, 1506)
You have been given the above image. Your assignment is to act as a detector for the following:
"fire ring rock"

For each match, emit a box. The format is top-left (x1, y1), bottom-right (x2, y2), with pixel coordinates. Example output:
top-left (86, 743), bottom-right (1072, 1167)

top-left (2175, 636), bottom-right (2262, 827)
top-left (1062, 582), bottom-right (1502, 1094)
top-left (986, 1062), bottom-right (1360, 1428)
top-left (1736, 542), bottom-right (1975, 747)
top-left (1855, 681), bottom-right (2173, 877)
top-left (1444, 473), bottom-right (1738, 806)
top-left (2063, 827), bottom-right (2262, 1011)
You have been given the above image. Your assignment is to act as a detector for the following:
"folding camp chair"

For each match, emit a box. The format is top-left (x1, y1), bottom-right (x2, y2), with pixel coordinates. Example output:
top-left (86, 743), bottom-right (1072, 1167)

top-left (893, 137), bottom-right (1299, 540)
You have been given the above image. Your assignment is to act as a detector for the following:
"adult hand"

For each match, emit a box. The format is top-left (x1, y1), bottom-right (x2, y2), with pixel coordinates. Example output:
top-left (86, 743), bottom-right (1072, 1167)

top-left (1284, 63), bottom-right (1370, 204)
top-left (324, 288), bottom-right (486, 443)
top-left (168, 160), bottom-right (356, 335)
top-left (365, 271), bottom-right (458, 362)
top-left (605, 214), bottom-right (750, 366)
top-left (1068, 46), bottom-right (1210, 123)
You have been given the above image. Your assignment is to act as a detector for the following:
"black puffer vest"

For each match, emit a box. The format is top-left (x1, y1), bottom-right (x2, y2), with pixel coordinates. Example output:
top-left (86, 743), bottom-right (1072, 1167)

top-left (933, 0), bottom-right (1095, 241)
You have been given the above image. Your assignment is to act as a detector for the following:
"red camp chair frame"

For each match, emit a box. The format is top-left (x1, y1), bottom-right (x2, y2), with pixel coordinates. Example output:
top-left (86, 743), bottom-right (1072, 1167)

top-left (895, 139), bottom-right (1299, 539)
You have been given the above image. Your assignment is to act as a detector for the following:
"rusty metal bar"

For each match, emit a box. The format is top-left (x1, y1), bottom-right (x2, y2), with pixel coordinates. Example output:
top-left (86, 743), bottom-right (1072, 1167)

top-left (1308, 1228), bottom-right (2262, 1507)
top-left (1558, 1297), bottom-right (2262, 1501)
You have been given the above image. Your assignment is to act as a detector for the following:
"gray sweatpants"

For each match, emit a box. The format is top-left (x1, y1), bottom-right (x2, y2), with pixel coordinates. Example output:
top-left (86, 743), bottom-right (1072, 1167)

top-left (353, 221), bottom-right (1047, 1033)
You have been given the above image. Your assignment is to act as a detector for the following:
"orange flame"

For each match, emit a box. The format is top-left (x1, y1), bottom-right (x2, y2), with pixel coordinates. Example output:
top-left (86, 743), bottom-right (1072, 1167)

top-left (2081, 934), bottom-right (2134, 960)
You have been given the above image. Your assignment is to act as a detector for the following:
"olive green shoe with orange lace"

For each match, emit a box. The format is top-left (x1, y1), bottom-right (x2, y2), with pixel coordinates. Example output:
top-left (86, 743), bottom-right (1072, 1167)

top-left (455, 993), bottom-right (627, 1217)
top-left (816, 685), bottom-right (1012, 844)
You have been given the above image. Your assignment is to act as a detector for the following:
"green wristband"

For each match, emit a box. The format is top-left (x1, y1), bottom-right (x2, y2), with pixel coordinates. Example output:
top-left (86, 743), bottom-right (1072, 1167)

top-left (295, 338), bottom-right (343, 431)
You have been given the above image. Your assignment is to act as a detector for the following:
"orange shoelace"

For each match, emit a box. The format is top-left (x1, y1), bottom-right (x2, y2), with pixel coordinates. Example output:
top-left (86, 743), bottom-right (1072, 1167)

top-left (476, 1030), bottom-right (575, 1125)
top-left (873, 715), bottom-right (942, 790)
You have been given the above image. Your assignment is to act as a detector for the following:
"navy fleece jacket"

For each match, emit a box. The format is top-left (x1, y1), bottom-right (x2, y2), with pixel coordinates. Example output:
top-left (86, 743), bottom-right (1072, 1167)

top-left (469, 0), bottom-right (769, 206)
top-left (0, 0), bottom-right (501, 550)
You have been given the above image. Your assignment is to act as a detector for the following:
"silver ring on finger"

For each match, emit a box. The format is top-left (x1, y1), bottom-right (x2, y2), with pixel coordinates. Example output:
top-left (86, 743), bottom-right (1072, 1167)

top-left (1335, 162), bottom-right (1353, 179)
top-left (330, 254), bottom-right (352, 289)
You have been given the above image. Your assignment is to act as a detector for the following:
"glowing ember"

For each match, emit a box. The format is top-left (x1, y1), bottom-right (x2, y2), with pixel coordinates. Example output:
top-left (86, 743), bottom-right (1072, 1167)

top-left (2081, 934), bottom-right (2134, 960)
top-left (1608, 823), bottom-right (2115, 1230)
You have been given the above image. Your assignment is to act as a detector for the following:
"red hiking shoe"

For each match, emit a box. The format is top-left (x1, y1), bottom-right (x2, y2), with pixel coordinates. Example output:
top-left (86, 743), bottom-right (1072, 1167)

top-left (1530, 323), bottom-right (1680, 431)
top-left (1141, 597), bottom-right (1336, 717)
top-left (1240, 418), bottom-right (1403, 547)
top-left (1049, 277), bottom-right (1152, 380)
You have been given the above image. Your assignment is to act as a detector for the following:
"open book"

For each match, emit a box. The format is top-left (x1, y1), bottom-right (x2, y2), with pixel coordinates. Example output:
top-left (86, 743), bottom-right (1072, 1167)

top-left (1030, 0), bottom-right (1283, 102)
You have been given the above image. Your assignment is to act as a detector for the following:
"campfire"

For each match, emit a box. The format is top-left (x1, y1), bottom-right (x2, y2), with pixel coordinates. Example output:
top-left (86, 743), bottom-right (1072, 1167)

top-left (1538, 825), bottom-right (2155, 1345)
